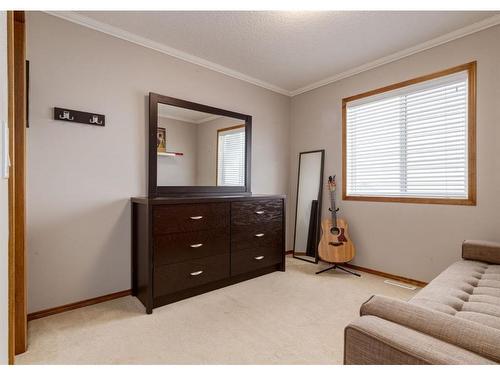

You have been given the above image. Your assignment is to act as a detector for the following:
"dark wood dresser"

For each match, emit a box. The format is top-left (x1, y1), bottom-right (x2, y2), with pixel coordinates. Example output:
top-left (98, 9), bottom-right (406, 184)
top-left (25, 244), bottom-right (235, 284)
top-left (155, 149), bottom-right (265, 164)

top-left (131, 195), bottom-right (286, 313)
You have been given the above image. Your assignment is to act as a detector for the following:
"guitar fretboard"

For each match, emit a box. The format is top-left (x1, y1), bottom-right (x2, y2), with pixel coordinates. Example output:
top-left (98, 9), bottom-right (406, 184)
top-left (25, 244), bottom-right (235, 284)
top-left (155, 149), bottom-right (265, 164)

top-left (329, 176), bottom-right (338, 228)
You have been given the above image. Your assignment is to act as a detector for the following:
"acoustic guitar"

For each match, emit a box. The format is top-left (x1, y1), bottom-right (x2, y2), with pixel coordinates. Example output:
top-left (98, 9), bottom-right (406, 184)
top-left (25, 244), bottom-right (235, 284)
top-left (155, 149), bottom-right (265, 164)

top-left (318, 175), bottom-right (355, 264)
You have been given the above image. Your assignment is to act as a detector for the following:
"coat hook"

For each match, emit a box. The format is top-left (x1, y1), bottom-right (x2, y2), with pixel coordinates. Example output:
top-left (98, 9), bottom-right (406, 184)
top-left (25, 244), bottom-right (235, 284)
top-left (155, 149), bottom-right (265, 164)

top-left (89, 115), bottom-right (103, 125)
top-left (59, 110), bottom-right (74, 121)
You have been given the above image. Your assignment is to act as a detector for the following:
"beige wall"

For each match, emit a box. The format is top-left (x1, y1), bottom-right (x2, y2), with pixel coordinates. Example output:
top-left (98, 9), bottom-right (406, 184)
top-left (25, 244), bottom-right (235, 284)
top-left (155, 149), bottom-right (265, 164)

top-left (290, 25), bottom-right (500, 282)
top-left (26, 10), bottom-right (500, 311)
top-left (26, 12), bottom-right (290, 313)
top-left (196, 116), bottom-right (245, 186)
top-left (157, 116), bottom-right (197, 186)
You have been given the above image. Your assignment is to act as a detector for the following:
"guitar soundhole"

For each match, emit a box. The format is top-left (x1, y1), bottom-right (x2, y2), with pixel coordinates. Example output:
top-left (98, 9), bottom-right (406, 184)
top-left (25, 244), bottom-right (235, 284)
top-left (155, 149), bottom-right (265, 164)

top-left (330, 227), bottom-right (340, 236)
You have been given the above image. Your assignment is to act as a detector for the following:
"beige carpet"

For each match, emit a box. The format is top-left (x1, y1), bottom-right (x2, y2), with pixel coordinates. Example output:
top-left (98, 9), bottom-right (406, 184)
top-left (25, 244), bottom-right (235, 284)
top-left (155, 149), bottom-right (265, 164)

top-left (16, 256), bottom-right (418, 364)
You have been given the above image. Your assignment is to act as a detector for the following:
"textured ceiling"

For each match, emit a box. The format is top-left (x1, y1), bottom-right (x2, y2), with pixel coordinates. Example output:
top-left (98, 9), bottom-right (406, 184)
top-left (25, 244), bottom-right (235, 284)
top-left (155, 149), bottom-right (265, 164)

top-left (76, 11), bottom-right (499, 93)
top-left (158, 103), bottom-right (220, 124)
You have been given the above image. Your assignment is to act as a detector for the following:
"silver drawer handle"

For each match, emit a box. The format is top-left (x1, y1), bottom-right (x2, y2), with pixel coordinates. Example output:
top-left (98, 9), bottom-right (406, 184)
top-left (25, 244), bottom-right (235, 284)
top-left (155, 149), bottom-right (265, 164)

top-left (255, 210), bottom-right (265, 215)
top-left (254, 256), bottom-right (265, 260)
top-left (255, 233), bottom-right (265, 237)
top-left (190, 216), bottom-right (203, 220)
top-left (190, 243), bottom-right (203, 248)
top-left (190, 270), bottom-right (203, 276)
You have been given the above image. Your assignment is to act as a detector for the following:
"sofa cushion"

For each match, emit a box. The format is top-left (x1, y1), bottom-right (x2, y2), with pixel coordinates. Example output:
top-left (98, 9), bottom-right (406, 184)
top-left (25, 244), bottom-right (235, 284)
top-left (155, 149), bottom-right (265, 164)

top-left (410, 260), bottom-right (500, 330)
top-left (359, 295), bottom-right (500, 362)
top-left (345, 316), bottom-right (496, 364)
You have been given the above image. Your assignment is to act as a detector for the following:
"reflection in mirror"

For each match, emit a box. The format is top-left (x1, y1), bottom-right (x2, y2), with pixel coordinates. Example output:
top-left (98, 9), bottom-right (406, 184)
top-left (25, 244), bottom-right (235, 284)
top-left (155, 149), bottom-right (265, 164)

top-left (157, 103), bottom-right (246, 186)
top-left (293, 150), bottom-right (325, 263)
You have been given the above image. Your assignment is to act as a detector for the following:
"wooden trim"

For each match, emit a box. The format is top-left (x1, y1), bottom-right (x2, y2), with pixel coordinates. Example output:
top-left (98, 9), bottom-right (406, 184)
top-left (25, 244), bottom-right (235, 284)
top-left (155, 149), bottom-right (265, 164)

top-left (343, 263), bottom-right (427, 288)
top-left (27, 290), bottom-right (132, 321)
top-left (13, 11), bottom-right (27, 355)
top-left (7, 10), bottom-right (27, 361)
top-left (342, 61), bottom-right (477, 206)
top-left (467, 62), bottom-right (477, 206)
top-left (290, 250), bottom-right (425, 286)
top-left (6, 11), bottom-right (15, 365)
top-left (215, 124), bottom-right (245, 186)
top-left (341, 196), bottom-right (475, 206)
top-left (343, 62), bottom-right (476, 103)
top-left (217, 124), bottom-right (246, 133)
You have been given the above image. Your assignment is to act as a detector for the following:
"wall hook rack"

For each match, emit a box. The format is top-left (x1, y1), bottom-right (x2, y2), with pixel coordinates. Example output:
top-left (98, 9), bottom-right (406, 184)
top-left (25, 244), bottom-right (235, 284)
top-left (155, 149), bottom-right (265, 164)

top-left (54, 107), bottom-right (105, 127)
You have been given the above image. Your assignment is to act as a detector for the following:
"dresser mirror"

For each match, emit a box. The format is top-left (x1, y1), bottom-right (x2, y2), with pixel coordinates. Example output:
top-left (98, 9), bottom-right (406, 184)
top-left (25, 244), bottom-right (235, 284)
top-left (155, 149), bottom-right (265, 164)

top-left (149, 93), bottom-right (252, 196)
top-left (292, 150), bottom-right (325, 264)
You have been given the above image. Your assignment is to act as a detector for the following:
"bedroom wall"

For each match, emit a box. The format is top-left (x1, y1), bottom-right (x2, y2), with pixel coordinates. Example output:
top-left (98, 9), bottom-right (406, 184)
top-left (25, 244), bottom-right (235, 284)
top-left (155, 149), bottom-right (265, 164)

top-left (157, 116), bottom-right (197, 186)
top-left (289, 25), bottom-right (500, 282)
top-left (196, 116), bottom-right (245, 186)
top-left (26, 11), bottom-right (290, 313)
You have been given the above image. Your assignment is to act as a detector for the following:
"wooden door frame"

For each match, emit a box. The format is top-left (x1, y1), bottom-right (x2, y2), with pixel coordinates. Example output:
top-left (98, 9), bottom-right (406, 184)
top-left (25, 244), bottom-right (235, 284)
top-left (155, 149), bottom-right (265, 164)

top-left (7, 10), bottom-right (27, 364)
top-left (7, 10), bottom-right (15, 365)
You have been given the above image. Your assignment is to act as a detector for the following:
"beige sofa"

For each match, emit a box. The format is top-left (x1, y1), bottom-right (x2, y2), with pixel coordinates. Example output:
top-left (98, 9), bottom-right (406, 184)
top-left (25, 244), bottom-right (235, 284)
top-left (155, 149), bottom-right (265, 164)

top-left (344, 240), bottom-right (500, 364)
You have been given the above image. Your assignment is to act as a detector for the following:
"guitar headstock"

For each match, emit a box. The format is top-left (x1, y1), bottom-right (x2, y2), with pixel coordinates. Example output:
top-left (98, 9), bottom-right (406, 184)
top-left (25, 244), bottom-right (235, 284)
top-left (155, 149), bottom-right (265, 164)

top-left (327, 175), bottom-right (337, 192)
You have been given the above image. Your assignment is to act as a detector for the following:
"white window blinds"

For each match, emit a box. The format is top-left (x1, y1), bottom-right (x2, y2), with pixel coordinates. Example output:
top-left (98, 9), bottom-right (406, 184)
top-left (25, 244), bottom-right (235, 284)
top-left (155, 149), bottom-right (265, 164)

top-left (217, 127), bottom-right (245, 186)
top-left (346, 71), bottom-right (469, 200)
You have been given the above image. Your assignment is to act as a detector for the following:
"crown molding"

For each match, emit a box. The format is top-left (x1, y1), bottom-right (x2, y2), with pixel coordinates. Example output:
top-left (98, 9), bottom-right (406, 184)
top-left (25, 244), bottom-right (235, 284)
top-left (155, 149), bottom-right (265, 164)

top-left (44, 11), bottom-right (500, 98)
top-left (290, 13), bottom-right (500, 96)
top-left (197, 115), bottom-right (222, 124)
top-left (158, 112), bottom-right (221, 124)
top-left (44, 11), bottom-right (292, 96)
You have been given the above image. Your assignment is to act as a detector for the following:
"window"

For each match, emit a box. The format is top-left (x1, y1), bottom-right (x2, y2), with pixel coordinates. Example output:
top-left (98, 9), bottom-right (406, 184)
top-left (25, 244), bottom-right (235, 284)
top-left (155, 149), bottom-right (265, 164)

top-left (342, 62), bottom-right (476, 205)
top-left (217, 125), bottom-right (245, 186)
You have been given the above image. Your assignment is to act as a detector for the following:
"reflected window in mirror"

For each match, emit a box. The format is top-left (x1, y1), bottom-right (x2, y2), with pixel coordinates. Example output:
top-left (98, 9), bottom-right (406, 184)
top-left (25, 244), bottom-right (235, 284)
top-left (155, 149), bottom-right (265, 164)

top-left (217, 125), bottom-right (245, 186)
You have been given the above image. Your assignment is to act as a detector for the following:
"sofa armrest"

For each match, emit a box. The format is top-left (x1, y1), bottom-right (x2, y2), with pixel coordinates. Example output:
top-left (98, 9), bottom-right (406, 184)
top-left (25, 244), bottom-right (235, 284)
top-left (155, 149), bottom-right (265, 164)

top-left (462, 240), bottom-right (500, 264)
top-left (344, 316), bottom-right (495, 364)
top-left (359, 295), bottom-right (500, 363)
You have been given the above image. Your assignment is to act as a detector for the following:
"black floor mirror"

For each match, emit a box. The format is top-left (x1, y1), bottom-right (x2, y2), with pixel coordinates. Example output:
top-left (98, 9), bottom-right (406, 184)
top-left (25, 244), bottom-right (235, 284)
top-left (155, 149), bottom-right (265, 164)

top-left (292, 150), bottom-right (325, 264)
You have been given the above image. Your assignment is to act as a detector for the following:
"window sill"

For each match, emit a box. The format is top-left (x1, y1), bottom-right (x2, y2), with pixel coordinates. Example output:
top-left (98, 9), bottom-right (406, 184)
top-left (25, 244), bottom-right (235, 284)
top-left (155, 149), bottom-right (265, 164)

top-left (342, 194), bottom-right (476, 206)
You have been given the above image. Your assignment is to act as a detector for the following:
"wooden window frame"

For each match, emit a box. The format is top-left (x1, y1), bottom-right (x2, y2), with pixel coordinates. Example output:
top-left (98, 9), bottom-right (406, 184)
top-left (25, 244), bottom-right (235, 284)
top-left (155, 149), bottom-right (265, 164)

top-left (342, 61), bottom-right (477, 206)
top-left (215, 124), bottom-right (246, 186)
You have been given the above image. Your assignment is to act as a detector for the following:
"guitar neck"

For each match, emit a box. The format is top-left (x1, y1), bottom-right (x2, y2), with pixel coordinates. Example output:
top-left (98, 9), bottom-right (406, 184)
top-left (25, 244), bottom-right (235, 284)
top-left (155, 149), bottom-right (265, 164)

top-left (330, 190), bottom-right (337, 227)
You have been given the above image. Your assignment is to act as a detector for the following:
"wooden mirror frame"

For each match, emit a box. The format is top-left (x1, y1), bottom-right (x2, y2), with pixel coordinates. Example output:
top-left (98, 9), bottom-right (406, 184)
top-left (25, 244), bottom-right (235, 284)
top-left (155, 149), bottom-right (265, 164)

top-left (292, 149), bottom-right (325, 264)
top-left (148, 93), bottom-right (252, 197)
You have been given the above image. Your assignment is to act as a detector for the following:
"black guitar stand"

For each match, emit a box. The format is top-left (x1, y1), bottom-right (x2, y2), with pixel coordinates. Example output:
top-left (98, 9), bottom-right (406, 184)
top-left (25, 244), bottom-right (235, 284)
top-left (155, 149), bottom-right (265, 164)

top-left (316, 263), bottom-right (361, 277)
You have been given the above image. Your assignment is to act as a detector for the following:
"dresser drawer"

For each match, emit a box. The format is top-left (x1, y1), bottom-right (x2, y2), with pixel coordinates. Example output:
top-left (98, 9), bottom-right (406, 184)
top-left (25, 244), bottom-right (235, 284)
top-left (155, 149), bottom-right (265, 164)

top-left (154, 254), bottom-right (230, 297)
top-left (154, 228), bottom-right (229, 266)
top-left (231, 222), bottom-right (282, 252)
top-left (231, 199), bottom-right (283, 227)
top-left (153, 202), bottom-right (229, 235)
top-left (231, 246), bottom-right (282, 276)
